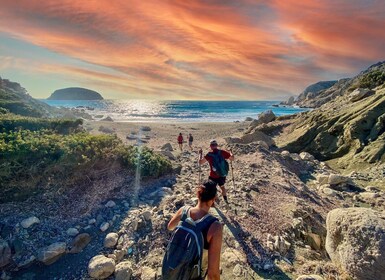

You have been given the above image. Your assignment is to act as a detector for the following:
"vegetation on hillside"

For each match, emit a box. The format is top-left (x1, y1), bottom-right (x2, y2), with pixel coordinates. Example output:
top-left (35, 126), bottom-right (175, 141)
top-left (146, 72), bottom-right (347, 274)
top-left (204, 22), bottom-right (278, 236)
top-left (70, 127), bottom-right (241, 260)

top-left (359, 70), bottom-right (385, 89)
top-left (0, 77), bottom-right (172, 203)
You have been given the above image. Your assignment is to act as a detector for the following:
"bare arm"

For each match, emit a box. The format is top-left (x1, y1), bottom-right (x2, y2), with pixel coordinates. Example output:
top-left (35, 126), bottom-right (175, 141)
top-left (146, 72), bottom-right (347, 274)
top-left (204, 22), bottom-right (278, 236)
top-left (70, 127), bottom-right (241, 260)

top-left (207, 222), bottom-right (223, 280)
top-left (199, 157), bottom-right (207, 165)
top-left (167, 207), bottom-right (183, 231)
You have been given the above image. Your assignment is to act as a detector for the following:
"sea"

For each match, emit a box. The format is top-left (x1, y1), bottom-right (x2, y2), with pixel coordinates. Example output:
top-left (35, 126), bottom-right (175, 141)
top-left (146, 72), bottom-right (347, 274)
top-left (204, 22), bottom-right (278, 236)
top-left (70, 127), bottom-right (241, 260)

top-left (41, 100), bottom-right (309, 122)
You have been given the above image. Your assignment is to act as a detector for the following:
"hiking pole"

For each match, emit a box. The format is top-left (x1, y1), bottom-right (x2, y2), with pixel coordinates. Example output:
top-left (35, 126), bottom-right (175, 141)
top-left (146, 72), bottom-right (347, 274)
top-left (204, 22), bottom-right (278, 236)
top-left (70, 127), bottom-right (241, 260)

top-left (198, 148), bottom-right (203, 186)
top-left (230, 149), bottom-right (235, 189)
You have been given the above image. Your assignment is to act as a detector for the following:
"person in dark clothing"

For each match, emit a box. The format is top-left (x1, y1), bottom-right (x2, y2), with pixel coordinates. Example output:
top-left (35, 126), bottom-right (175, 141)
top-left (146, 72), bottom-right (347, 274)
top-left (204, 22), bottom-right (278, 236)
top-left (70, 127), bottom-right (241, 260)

top-left (199, 139), bottom-right (234, 203)
top-left (188, 133), bottom-right (194, 151)
top-left (167, 180), bottom-right (223, 280)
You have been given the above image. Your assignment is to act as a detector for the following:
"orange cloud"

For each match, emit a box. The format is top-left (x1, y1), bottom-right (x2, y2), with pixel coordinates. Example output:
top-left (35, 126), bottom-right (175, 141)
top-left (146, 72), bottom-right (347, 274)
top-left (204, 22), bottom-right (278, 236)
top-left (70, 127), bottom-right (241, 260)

top-left (0, 0), bottom-right (384, 99)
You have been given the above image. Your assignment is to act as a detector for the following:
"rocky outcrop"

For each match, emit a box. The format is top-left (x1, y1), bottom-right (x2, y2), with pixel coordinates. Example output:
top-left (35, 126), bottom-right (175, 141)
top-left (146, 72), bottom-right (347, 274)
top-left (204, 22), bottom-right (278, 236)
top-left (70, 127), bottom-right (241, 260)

top-left (48, 87), bottom-right (103, 100)
top-left (326, 208), bottom-right (385, 280)
top-left (295, 80), bottom-right (338, 107)
top-left (278, 62), bottom-right (385, 167)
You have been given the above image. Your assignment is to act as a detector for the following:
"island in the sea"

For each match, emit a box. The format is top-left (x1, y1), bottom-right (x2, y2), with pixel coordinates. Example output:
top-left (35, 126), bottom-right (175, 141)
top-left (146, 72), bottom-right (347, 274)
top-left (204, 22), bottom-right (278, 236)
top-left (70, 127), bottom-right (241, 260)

top-left (47, 87), bottom-right (104, 100)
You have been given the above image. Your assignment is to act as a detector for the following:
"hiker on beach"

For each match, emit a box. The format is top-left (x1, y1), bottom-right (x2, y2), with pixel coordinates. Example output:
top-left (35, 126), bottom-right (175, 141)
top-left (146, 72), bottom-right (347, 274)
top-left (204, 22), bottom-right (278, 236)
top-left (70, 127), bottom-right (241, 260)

top-left (163, 180), bottom-right (223, 280)
top-left (199, 139), bottom-right (234, 203)
top-left (188, 133), bottom-right (194, 151)
top-left (177, 132), bottom-right (183, 151)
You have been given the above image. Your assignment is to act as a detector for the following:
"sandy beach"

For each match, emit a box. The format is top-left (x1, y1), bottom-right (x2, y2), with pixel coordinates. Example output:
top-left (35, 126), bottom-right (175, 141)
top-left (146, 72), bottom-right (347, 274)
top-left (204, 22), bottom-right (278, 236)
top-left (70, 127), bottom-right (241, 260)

top-left (85, 120), bottom-right (250, 152)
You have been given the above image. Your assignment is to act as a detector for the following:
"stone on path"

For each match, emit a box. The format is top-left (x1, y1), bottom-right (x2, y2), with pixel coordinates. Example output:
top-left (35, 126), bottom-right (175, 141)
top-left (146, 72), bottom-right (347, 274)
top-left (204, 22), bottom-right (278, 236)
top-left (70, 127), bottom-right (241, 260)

top-left (115, 261), bottom-right (133, 280)
top-left (21, 216), bottom-right (40, 229)
top-left (37, 242), bottom-right (66, 265)
top-left (104, 232), bottom-right (119, 248)
top-left (69, 233), bottom-right (91, 254)
top-left (88, 255), bottom-right (115, 279)
top-left (326, 208), bottom-right (385, 280)
top-left (66, 228), bottom-right (79, 236)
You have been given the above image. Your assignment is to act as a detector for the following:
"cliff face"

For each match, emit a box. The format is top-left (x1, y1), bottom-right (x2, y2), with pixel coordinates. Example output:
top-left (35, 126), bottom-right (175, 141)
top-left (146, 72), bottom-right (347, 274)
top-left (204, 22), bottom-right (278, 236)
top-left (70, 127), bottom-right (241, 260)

top-left (276, 61), bottom-right (385, 168)
top-left (48, 87), bottom-right (103, 100)
top-left (0, 77), bottom-right (54, 117)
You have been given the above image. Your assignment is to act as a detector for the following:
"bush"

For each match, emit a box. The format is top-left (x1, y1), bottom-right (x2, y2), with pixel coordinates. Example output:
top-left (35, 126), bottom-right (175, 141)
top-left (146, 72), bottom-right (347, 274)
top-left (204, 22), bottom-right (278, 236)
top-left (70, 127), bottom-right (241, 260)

top-left (0, 130), bottom-right (172, 200)
top-left (0, 114), bottom-right (83, 134)
top-left (359, 70), bottom-right (385, 89)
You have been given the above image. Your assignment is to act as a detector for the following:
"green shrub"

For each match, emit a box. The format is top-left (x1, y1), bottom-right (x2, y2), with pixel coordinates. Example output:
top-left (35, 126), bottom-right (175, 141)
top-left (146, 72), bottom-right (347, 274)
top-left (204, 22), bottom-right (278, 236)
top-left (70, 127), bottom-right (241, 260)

top-left (0, 130), bottom-right (172, 196)
top-left (0, 114), bottom-right (83, 134)
top-left (120, 146), bottom-right (172, 177)
top-left (359, 70), bottom-right (385, 89)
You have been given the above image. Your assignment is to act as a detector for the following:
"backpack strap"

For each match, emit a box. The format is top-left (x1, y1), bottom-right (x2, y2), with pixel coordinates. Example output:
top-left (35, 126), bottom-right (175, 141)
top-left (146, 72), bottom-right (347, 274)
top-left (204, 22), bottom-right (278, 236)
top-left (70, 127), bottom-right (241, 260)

top-left (195, 214), bottom-right (219, 231)
top-left (181, 206), bottom-right (192, 222)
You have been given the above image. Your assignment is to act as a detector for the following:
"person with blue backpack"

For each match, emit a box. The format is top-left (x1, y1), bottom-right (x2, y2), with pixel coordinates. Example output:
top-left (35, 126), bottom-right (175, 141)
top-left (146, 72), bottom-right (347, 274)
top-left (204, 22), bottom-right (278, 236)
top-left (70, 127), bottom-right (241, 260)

top-left (162, 180), bottom-right (223, 280)
top-left (199, 139), bottom-right (234, 203)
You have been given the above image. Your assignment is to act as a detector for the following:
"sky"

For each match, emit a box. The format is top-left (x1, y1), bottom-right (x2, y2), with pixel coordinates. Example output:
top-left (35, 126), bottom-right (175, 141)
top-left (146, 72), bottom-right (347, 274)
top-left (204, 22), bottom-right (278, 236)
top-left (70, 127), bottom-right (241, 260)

top-left (0, 0), bottom-right (384, 100)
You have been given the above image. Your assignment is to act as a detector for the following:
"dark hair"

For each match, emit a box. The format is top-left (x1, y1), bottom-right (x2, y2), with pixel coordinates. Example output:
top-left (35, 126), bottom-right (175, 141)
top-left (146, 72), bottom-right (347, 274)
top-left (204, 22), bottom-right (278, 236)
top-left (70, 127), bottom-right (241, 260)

top-left (198, 180), bottom-right (217, 202)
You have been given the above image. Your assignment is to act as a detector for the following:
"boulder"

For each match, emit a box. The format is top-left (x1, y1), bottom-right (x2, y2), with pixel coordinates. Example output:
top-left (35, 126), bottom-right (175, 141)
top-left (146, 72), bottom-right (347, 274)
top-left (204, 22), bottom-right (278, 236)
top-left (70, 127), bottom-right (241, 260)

top-left (360, 192), bottom-right (380, 200)
top-left (0, 239), bottom-right (11, 267)
top-left (142, 211), bottom-right (152, 221)
top-left (140, 126), bottom-right (151, 131)
top-left (322, 187), bottom-right (338, 197)
top-left (316, 174), bottom-right (329, 185)
top-left (245, 117), bottom-right (253, 121)
top-left (105, 200), bottom-right (116, 207)
top-left (115, 261), bottom-right (133, 280)
top-left (100, 222), bottom-right (110, 232)
top-left (350, 88), bottom-right (375, 102)
top-left (37, 242), bottom-right (66, 265)
top-left (104, 233), bottom-right (119, 248)
top-left (241, 130), bottom-right (275, 146)
top-left (299, 152), bottom-right (315, 161)
top-left (328, 174), bottom-right (349, 185)
top-left (69, 233), bottom-right (91, 254)
top-left (257, 110), bottom-right (276, 124)
top-left (21, 216), bottom-right (40, 229)
top-left (326, 208), bottom-right (385, 280)
top-left (66, 228), bottom-right (79, 236)
top-left (158, 150), bottom-right (176, 160)
top-left (88, 255), bottom-right (115, 279)
top-left (281, 150), bottom-right (290, 157)
top-left (224, 137), bottom-right (242, 144)
top-left (161, 143), bottom-right (173, 151)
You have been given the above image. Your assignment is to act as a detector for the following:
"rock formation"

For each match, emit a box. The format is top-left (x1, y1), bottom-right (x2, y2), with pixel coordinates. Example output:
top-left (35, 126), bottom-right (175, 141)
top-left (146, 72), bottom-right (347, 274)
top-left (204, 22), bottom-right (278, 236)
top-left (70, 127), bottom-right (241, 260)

top-left (48, 87), bottom-right (103, 100)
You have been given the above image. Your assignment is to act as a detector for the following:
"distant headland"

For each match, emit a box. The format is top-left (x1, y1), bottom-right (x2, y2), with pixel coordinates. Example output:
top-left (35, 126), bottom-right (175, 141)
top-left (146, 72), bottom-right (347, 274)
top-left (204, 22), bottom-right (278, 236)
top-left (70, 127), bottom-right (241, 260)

top-left (47, 87), bottom-right (103, 100)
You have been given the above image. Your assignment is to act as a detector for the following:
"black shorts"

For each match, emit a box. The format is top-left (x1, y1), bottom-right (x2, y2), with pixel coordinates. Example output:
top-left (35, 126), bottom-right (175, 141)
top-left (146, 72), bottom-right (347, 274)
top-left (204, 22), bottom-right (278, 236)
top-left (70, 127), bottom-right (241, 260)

top-left (209, 176), bottom-right (226, 187)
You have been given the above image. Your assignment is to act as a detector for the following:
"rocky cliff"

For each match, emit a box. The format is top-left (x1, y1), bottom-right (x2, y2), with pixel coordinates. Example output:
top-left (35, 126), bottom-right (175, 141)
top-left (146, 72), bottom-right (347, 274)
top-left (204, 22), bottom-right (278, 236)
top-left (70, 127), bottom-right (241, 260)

top-left (0, 77), bottom-right (54, 117)
top-left (275, 61), bottom-right (385, 169)
top-left (48, 87), bottom-right (103, 100)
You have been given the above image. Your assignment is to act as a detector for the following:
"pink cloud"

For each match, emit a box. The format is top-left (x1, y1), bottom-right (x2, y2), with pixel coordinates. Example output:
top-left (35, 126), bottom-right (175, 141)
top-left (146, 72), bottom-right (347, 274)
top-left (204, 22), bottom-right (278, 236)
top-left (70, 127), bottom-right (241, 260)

top-left (0, 0), bottom-right (384, 99)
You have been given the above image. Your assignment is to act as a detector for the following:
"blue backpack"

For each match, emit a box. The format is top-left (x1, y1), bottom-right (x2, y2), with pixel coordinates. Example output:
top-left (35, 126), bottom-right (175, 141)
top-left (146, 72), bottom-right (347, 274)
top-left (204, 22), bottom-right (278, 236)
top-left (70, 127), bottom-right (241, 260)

top-left (162, 206), bottom-right (218, 280)
top-left (207, 150), bottom-right (229, 177)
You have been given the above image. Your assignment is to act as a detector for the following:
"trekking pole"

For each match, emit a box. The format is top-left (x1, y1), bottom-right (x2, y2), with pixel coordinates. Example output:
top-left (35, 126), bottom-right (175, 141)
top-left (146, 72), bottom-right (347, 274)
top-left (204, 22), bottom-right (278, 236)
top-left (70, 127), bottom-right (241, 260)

top-left (198, 148), bottom-right (203, 186)
top-left (230, 149), bottom-right (235, 189)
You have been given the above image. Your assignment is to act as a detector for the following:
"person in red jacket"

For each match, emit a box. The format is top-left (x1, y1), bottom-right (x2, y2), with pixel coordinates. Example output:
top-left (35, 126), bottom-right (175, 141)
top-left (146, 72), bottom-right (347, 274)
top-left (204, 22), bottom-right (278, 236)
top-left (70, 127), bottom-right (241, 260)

top-left (199, 139), bottom-right (234, 203)
top-left (177, 132), bottom-right (183, 151)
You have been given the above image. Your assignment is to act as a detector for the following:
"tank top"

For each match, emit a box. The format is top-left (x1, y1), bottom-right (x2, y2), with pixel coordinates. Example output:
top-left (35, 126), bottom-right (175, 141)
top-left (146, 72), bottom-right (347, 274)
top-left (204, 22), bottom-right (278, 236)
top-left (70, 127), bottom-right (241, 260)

top-left (187, 209), bottom-right (216, 249)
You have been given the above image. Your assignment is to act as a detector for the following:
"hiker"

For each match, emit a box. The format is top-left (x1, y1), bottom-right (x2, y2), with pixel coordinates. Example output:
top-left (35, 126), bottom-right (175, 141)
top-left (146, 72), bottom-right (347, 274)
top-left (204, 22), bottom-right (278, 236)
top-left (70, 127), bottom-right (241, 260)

top-left (188, 133), bottom-right (194, 151)
top-left (177, 132), bottom-right (183, 151)
top-left (163, 180), bottom-right (223, 280)
top-left (199, 139), bottom-right (234, 203)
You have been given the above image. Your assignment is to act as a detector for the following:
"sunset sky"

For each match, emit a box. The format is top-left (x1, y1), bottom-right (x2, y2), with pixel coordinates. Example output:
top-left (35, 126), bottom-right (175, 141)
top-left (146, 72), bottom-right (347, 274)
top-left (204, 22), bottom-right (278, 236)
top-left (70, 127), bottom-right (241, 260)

top-left (0, 0), bottom-right (384, 100)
